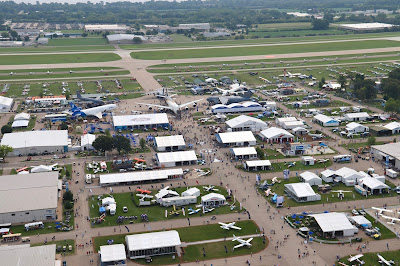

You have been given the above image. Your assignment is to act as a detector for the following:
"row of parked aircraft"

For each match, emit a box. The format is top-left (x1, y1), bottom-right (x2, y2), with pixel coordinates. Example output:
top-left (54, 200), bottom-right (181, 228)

top-left (342, 253), bottom-right (394, 266)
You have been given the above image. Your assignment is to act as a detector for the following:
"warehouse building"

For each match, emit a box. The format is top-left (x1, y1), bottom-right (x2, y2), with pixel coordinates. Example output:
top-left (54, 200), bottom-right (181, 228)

top-left (0, 172), bottom-right (58, 224)
top-left (0, 244), bottom-right (58, 266)
top-left (371, 142), bottom-right (400, 169)
top-left (99, 168), bottom-right (183, 186)
top-left (99, 244), bottom-right (127, 266)
top-left (178, 23), bottom-right (210, 31)
top-left (230, 147), bottom-right (257, 160)
top-left (106, 34), bottom-right (147, 44)
top-left (0, 96), bottom-right (14, 112)
top-left (310, 212), bottom-right (358, 237)
top-left (156, 150), bottom-right (197, 167)
top-left (125, 231), bottom-right (181, 259)
top-left (225, 115), bottom-right (268, 132)
top-left (313, 114), bottom-right (340, 127)
top-left (259, 127), bottom-right (294, 143)
top-left (243, 160), bottom-right (271, 171)
top-left (343, 112), bottom-right (370, 122)
top-left (154, 135), bottom-right (186, 151)
top-left (216, 131), bottom-right (256, 146)
top-left (337, 23), bottom-right (396, 32)
top-left (113, 113), bottom-right (169, 130)
top-left (1, 130), bottom-right (69, 156)
top-left (284, 183), bottom-right (321, 202)
top-left (85, 24), bottom-right (128, 32)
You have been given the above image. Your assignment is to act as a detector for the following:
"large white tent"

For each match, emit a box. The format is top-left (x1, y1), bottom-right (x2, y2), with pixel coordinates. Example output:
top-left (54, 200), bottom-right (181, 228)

top-left (216, 131), bottom-right (256, 146)
top-left (230, 147), bottom-right (257, 159)
top-left (310, 212), bottom-right (358, 237)
top-left (154, 135), bottom-right (186, 151)
top-left (156, 150), bottom-right (197, 167)
top-left (284, 183), bottom-right (321, 202)
top-left (299, 171), bottom-right (322, 186)
top-left (226, 115), bottom-right (268, 132)
top-left (259, 127), bottom-right (294, 143)
top-left (99, 244), bottom-right (127, 264)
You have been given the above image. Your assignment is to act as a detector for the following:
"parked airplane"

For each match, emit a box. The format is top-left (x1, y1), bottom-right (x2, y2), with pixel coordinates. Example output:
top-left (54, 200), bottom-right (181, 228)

top-left (372, 207), bottom-right (393, 215)
top-left (207, 91), bottom-right (254, 105)
top-left (67, 102), bottom-right (116, 119)
top-left (380, 215), bottom-right (400, 225)
top-left (377, 254), bottom-right (395, 265)
top-left (188, 208), bottom-right (201, 215)
top-left (332, 190), bottom-right (351, 199)
top-left (76, 90), bottom-right (105, 105)
top-left (232, 235), bottom-right (253, 249)
top-left (348, 254), bottom-right (365, 264)
top-left (309, 133), bottom-right (324, 140)
top-left (219, 222), bottom-right (242, 230)
top-left (216, 83), bottom-right (247, 96)
top-left (202, 206), bottom-right (215, 214)
top-left (203, 185), bottom-right (219, 192)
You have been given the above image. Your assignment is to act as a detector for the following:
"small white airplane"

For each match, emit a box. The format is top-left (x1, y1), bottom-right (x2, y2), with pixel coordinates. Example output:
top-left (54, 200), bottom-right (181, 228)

top-left (203, 206), bottom-right (215, 214)
top-left (380, 215), bottom-right (400, 225)
top-left (309, 133), bottom-right (324, 139)
top-left (348, 254), bottom-right (364, 264)
top-left (203, 185), bottom-right (219, 192)
top-left (372, 207), bottom-right (393, 215)
top-left (271, 177), bottom-right (281, 184)
top-left (230, 203), bottom-right (236, 211)
top-left (331, 190), bottom-right (352, 198)
top-left (318, 159), bottom-right (330, 163)
top-left (188, 208), bottom-right (201, 215)
top-left (216, 83), bottom-right (247, 96)
top-left (377, 254), bottom-right (395, 265)
top-left (67, 103), bottom-right (116, 119)
top-left (232, 234), bottom-right (253, 249)
top-left (219, 222), bottom-right (242, 230)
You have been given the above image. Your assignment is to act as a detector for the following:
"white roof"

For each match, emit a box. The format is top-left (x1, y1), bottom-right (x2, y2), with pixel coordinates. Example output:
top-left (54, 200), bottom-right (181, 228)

top-left (126, 231), bottom-right (181, 251)
top-left (231, 147), bottom-right (257, 156)
top-left (292, 127), bottom-right (308, 132)
top-left (360, 177), bottom-right (389, 190)
top-left (260, 127), bottom-right (293, 139)
top-left (321, 169), bottom-right (336, 177)
top-left (14, 112), bottom-right (30, 120)
top-left (85, 24), bottom-right (127, 30)
top-left (1, 130), bottom-right (68, 149)
top-left (300, 171), bottom-right (321, 182)
top-left (157, 150), bottom-right (197, 164)
top-left (340, 23), bottom-right (394, 29)
top-left (100, 244), bottom-right (126, 262)
top-left (30, 165), bottom-right (53, 173)
top-left (349, 215), bottom-right (372, 226)
top-left (12, 120), bottom-right (29, 128)
top-left (314, 114), bottom-right (338, 123)
top-left (245, 160), bottom-right (271, 167)
top-left (335, 167), bottom-right (360, 179)
top-left (284, 183), bottom-right (317, 198)
top-left (276, 117), bottom-right (297, 124)
top-left (282, 121), bottom-right (304, 127)
top-left (372, 142), bottom-right (400, 159)
top-left (156, 189), bottom-right (179, 199)
top-left (155, 135), bottom-right (185, 148)
top-left (310, 212), bottom-right (355, 233)
top-left (0, 96), bottom-right (13, 107)
top-left (0, 172), bottom-right (58, 213)
top-left (107, 34), bottom-right (146, 42)
top-left (384, 122), bottom-right (400, 130)
top-left (346, 122), bottom-right (365, 130)
top-left (182, 187), bottom-right (200, 195)
top-left (217, 131), bottom-right (256, 143)
top-left (81, 134), bottom-right (96, 146)
top-left (113, 113), bottom-right (169, 127)
top-left (344, 112), bottom-right (369, 119)
top-left (100, 168), bottom-right (183, 185)
top-left (226, 115), bottom-right (267, 128)
top-left (0, 244), bottom-right (56, 266)
top-left (201, 193), bottom-right (226, 202)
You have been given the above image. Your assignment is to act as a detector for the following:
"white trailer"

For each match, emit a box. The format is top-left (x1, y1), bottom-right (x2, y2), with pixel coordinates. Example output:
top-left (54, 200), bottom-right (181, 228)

top-left (386, 169), bottom-right (398, 179)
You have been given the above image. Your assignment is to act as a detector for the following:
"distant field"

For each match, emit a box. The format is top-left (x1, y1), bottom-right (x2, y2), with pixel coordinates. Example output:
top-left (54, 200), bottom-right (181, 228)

top-left (0, 46), bottom-right (115, 53)
top-left (0, 67), bottom-right (119, 74)
top-left (0, 70), bottom-right (129, 81)
top-left (0, 53), bottom-right (121, 65)
top-left (248, 29), bottom-right (347, 38)
top-left (131, 40), bottom-right (400, 60)
top-left (48, 37), bottom-right (109, 46)
top-left (169, 33), bottom-right (192, 42)
top-left (255, 22), bottom-right (311, 29)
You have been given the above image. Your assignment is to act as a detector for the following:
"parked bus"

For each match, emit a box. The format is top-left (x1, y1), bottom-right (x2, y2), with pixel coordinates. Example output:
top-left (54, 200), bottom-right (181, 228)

top-left (2, 233), bottom-right (21, 242)
top-left (333, 154), bottom-right (352, 163)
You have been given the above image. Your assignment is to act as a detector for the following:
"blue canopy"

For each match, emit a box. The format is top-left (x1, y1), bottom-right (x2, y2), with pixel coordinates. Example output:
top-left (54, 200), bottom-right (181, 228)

top-left (302, 212), bottom-right (308, 215)
top-left (291, 214), bottom-right (297, 219)
top-left (308, 231), bottom-right (314, 235)
top-left (299, 215), bottom-right (304, 219)
top-left (324, 211), bottom-right (329, 213)
top-left (99, 207), bottom-right (106, 213)
top-left (294, 221), bottom-right (301, 224)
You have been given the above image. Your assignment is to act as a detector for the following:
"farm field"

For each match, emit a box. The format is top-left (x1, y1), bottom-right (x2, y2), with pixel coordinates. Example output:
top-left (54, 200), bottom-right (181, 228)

top-left (0, 53), bottom-right (121, 65)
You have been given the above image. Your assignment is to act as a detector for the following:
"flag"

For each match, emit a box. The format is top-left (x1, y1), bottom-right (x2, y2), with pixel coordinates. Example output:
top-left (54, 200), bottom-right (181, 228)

top-left (83, 128), bottom-right (88, 136)
top-left (196, 180), bottom-right (199, 185)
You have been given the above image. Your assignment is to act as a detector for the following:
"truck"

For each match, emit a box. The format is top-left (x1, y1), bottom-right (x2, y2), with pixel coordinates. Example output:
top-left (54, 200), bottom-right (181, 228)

top-left (85, 174), bottom-right (92, 184)
top-left (385, 169), bottom-right (398, 179)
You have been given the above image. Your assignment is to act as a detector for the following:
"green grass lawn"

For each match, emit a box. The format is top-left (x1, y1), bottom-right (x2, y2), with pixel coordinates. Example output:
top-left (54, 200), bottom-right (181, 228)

top-left (131, 40), bottom-right (400, 60)
top-left (339, 250), bottom-right (400, 265)
top-left (32, 239), bottom-right (75, 255)
top-left (89, 185), bottom-right (240, 228)
top-left (259, 176), bottom-right (397, 208)
top-left (0, 70), bottom-right (130, 81)
top-left (59, 164), bottom-right (72, 179)
top-left (0, 53), bottom-right (121, 65)
top-left (48, 37), bottom-right (109, 46)
top-left (264, 148), bottom-right (287, 160)
top-left (0, 46), bottom-right (115, 53)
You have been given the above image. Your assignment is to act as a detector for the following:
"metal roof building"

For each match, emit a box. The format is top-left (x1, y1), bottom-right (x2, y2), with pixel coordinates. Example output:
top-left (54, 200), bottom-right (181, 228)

top-left (154, 135), bottom-right (186, 151)
top-left (99, 244), bottom-right (127, 265)
top-left (156, 151), bottom-right (197, 168)
top-left (371, 142), bottom-right (400, 169)
top-left (243, 160), bottom-right (271, 171)
top-left (100, 168), bottom-right (183, 186)
top-left (1, 130), bottom-right (68, 156)
top-left (126, 231), bottom-right (181, 259)
top-left (113, 113), bottom-right (169, 130)
top-left (85, 24), bottom-right (128, 32)
top-left (230, 147), bottom-right (257, 159)
top-left (343, 112), bottom-right (370, 122)
top-left (216, 131), bottom-right (256, 146)
top-left (0, 244), bottom-right (57, 266)
top-left (0, 172), bottom-right (58, 224)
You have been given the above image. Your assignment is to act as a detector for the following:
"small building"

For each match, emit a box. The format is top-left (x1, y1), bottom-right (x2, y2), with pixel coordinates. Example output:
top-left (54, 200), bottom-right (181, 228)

top-left (14, 113), bottom-right (30, 121)
top-left (99, 244), bottom-right (127, 266)
top-left (259, 127), bottom-right (294, 143)
top-left (302, 156), bottom-right (315, 166)
top-left (0, 96), bottom-right (14, 112)
top-left (284, 183), bottom-right (321, 202)
top-left (156, 150), bottom-right (197, 168)
top-left (369, 125), bottom-right (392, 137)
top-left (154, 135), bottom-right (186, 152)
top-left (299, 171), bottom-right (322, 186)
top-left (349, 215), bottom-right (372, 228)
top-left (383, 122), bottom-right (400, 134)
top-left (313, 114), bottom-right (340, 127)
top-left (106, 34), bottom-right (147, 44)
top-left (181, 187), bottom-right (200, 197)
top-left (178, 23), bottom-right (210, 31)
top-left (335, 167), bottom-right (364, 186)
top-left (282, 142), bottom-right (307, 156)
top-left (359, 177), bottom-right (390, 194)
top-left (281, 120), bottom-right (305, 130)
top-left (160, 196), bottom-right (197, 207)
top-left (292, 127), bottom-right (309, 136)
top-left (112, 113), bottom-right (169, 130)
top-left (201, 193), bottom-right (226, 207)
top-left (310, 212), bottom-right (358, 237)
top-left (243, 160), bottom-right (271, 171)
top-left (11, 120), bottom-right (29, 129)
top-left (320, 169), bottom-right (339, 183)
top-left (81, 134), bottom-right (96, 151)
top-left (225, 115), bottom-right (268, 132)
top-left (0, 244), bottom-right (58, 266)
top-left (216, 131), bottom-right (256, 146)
top-left (125, 231), bottom-right (181, 259)
top-left (275, 117), bottom-right (297, 127)
top-left (343, 112), bottom-right (370, 122)
top-left (345, 122), bottom-right (369, 133)
top-left (155, 189), bottom-right (179, 203)
top-left (230, 147), bottom-right (257, 160)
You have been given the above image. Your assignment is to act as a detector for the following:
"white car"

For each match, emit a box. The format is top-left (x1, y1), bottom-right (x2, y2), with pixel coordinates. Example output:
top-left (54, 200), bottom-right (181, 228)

top-left (123, 206), bottom-right (128, 213)
top-left (351, 209), bottom-right (359, 216)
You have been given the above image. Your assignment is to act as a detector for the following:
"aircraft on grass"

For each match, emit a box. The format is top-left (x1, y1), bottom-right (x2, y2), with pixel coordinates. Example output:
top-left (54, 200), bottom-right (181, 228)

top-left (309, 133), bottom-right (324, 140)
top-left (377, 254), bottom-right (395, 265)
top-left (76, 90), bottom-right (105, 105)
top-left (216, 83), bottom-right (247, 96)
top-left (348, 254), bottom-right (365, 264)
top-left (219, 222), bottom-right (242, 230)
top-left (232, 235), bottom-right (253, 249)
top-left (318, 159), bottom-right (329, 163)
top-left (284, 161), bottom-right (296, 168)
top-left (66, 103), bottom-right (116, 119)
top-left (203, 185), bottom-right (219, 192)
top-left (331, 190), bottom-right (352, 198)
top-left (380, 215), bottom-right (400, 225)
top-left (188, 208), bottom-right (201, 215)
top-left (372, 207), bottom-right (393, 215)
top-left (202, 206), bottom-right (214, 214)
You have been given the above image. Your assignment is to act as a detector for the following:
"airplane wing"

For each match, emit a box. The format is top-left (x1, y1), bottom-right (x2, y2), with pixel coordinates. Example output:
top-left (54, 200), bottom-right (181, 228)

top-left (247, 238), bottom-right (253, 243)
top-left (94, 112), bottom-right (103, 119)
top-left (231, 226), bottom-right (242, 230)
top-left (233, 243), bottom-right (245, 249)
top-left (138, 103), bottom-right (172, 110)
top-left (218, 222), bottom-right (227, 226)
top-left (178, 99), bottom-right (204, 109)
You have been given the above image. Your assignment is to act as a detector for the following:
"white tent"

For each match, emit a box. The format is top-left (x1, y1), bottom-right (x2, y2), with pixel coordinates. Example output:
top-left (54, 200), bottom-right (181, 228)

top-left (100, 244), bottom-right (127, 264)
top-left (230, 147), bottom-right (257, 159)
top-left (284, 183), bottom-right (321, 202)
top-left (259, 127), bottom-right (293, 143)
top-left (313, 114), bottom-right (339, 127)
top-left (345, 122), bottom-right (369, 133)
top-left (343, 112), bottom-right (369, 122)
top-left (335, 167), bottom-right (364, 186)
top-left (30, 165), bottom-right (54, 173)
top-left (225, 115), bottom-right (268, 132)
top-left (201, 193), bottom-right (226, 207)
top-left (216, 131), bottom-right (256, 146)
top-left (384, 122), bottom-right (400, 134)
top-left (310, 212), bottom-right (358, 237)
top-left (321, 169), bottom-right (337, 183)
top-left (299, 171), bottom-right (322, 186)
top-left (359, 177), bottom-right (390, 194)
top-left (349, 215), bottom-right (372, 228)
top-left (181, 187), bottom-right (200, 197)
top-left (14, 113), bottom-right (30, 121)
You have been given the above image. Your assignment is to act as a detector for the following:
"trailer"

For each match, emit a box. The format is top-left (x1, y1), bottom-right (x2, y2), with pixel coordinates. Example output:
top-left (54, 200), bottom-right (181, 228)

top-left (385, 169), bottom-right (398, 179)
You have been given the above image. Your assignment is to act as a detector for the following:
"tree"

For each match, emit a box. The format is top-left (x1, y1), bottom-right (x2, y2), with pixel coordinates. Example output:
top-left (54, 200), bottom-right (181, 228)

top-left (0, 145), bottom-right (13, 162)
top-left (1, 125), bottom-right (12, 134)
top-left (1, 32), bottom-right (9, 38)
top-left (312, 18), bottom-right (329, 30)
top-left (92, 135), bottom-right (114, 153)
top-left (82, 32), bottom-right (88, 37)
top-left (367, 136), bottom-right (376, 146)
top-left (337, 75), bottom-right (347, 90)
top-left (256, 147), bottom-right (264, 159)
top-left (60, 122), bottom-right (68, 130)
top-left (63, 190), bottom-right (74, 202)
top-left (132, 37), bottom-right (142, 44)
top-left (318, 77), bottom-right (326, 89)
top-left (64, 201), bottom-right (73, 210)
top-left (384, 98), bottom-right (400, 115)
top-left (139, 138), bottom-right (146, 151)
top-left (113, 135), bottom-right (131, 154)
top-left (24, 36), bottom-right (29, 41)
top-left (65, 169), bottom-right (71, 178)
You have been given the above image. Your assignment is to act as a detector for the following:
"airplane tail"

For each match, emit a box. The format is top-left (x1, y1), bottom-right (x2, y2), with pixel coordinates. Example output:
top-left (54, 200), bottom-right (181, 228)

top-left (76, 90), bottom-right (82, 98)
top-left (232, 234), bottom-right (238, 241)
top-left (243, 91), bottom-right (253, 98)
top-left (69, 102), bottom-right (79, 111)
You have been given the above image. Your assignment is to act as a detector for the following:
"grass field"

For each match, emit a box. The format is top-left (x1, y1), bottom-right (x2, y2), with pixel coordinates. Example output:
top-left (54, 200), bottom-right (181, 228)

top-left (0, 53), bottom-right (121, 65)
top-left (0, 70), bottom-right (129, 81)
top-left (0, 67), bottom-right (120, 74)
top-left (339, 250), bottom-right (400, 265)
top-left (256, 22), bottom-right (312, 29)
top-left (0, 46), bottom-right (115, 53)
top-left (131, 40), bottom-right (400, 60)
top-left (248, 29), bottom-right (346, 38)
top-left (48, 37), bottom-right (109, 46)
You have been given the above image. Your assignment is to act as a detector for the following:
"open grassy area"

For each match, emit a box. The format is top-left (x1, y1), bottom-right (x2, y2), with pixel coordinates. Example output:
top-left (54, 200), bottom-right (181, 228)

top-left (341, 141), bottom-right (386, 151)
top-left (89, 185), bottom-right (240, 228)
top-left (48, 37), bottom-right (109, 46)
top-left (12, 116), bottom-right (36, 131)
top-left (0, 67), bottom-right (120, 74)
top-left (0, 70), bottom-right (130, 81)
top-left (339, 250), bottom-right (400, 265)
top-left (32, 239), bottom-right (75, 255)
top-left (259, 176), bottom-right (397, 208)
top-left (0, 46), bottom-right (115, 53)
top-left (0, 53), bottom-right (121, 65)
top-left (131, 40), bottom-right (400, 60)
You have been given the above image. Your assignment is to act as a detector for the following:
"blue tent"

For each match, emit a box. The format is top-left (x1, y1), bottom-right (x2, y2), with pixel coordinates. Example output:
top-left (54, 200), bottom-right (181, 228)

top-left (291, 214), bottom-right (297, 219)
top-left (99, 207), bottom-right (106, 214)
